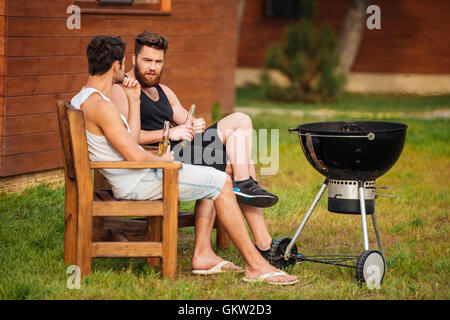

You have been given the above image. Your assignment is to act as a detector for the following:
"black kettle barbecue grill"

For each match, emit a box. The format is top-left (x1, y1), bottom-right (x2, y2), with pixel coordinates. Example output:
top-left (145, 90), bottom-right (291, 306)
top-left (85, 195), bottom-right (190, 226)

top-left (270, 121), bottom-right (407, 287)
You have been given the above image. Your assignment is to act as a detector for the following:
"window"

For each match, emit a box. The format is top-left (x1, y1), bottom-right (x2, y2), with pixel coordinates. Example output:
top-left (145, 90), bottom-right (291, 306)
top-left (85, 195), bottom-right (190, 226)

top-left (98, 0), bottom-right (159, 4)
top-left (264, 0), bottom-right (301, 19)
top-left (74, 0), bottom-right (171, 15)
top-left (98, 0), bottom-right (134, 5)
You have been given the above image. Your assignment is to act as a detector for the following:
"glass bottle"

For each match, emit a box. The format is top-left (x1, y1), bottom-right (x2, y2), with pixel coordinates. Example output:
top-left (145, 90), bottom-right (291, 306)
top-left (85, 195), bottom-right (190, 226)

top-left (185, 104), bottom-right (196, 125)
top-left (179, 104), bottom-right (196, 147)
top-left (158, 120), bottom-right (171, 156)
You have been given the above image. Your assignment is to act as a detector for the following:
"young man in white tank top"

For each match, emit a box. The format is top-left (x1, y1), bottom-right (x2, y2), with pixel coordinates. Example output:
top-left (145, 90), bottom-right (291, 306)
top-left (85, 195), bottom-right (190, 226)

top-left (71, 35), bottom-right (297, 285)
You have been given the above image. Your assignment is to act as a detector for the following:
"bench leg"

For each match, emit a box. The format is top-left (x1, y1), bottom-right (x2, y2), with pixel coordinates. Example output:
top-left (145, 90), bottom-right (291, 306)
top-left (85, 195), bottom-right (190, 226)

top-left (146, 216), bottom-right (162, 267)
top-left (76, 204), bottom-right (93, 277)
top-left (161, 168), bottom-right (179, 279)
top-left (64, 182), bottom-right (78, 266)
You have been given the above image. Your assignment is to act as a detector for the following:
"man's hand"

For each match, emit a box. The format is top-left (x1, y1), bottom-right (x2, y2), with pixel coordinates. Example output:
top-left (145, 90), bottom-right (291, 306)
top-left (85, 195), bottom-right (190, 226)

top-left (192, 118), bottom-right (206, 134)
top-left (120, 76), bottom-right (141, 102)
top-left (169, 124), bottom-right (194, 141)
top-left (158, 151), bottom-right (174, 162)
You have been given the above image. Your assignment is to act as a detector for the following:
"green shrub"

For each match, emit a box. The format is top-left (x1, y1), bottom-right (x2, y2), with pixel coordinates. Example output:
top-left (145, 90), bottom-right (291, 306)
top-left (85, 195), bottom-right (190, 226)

top-left (211, 102), bottom-right (224, 122)
top-left (261, 0), bottom-right (345, 103)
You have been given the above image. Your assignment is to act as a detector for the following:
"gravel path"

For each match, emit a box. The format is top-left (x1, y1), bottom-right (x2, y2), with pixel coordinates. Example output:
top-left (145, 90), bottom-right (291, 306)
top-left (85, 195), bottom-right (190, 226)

top-left (235, 106), bottom-right (450, 119)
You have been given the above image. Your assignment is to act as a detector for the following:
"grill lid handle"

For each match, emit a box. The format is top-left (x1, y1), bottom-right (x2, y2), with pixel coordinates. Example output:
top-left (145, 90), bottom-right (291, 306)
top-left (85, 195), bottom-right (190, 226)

top-left (288, 128), bottom-right (375, 140)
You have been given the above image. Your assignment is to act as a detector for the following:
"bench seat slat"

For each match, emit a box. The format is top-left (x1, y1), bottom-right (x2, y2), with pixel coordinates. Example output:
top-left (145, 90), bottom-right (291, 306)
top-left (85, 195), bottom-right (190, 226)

top-left (93, 200), bottom-right (164, 217)
top-left (92, 242), bottom-right (162, 257)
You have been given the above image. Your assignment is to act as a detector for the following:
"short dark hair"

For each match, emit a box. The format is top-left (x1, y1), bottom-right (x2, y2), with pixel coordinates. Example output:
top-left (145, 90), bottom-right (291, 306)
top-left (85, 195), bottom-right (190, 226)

top-left (87, 35), bottom-right (127, 76)
top-left (134, 31), bottom-right (168, 56)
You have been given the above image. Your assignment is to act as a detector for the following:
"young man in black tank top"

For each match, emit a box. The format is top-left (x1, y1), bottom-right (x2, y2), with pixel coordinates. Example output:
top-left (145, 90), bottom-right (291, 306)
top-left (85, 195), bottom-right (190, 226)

top-left (111, 31), bottom-right (281, 270)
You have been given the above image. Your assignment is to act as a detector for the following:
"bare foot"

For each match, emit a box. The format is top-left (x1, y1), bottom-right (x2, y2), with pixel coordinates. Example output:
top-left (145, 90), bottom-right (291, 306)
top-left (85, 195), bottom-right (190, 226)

top-left (192, 254), bottom-right (243, 273)
top-left (244, 262), bottom-right (298, 285)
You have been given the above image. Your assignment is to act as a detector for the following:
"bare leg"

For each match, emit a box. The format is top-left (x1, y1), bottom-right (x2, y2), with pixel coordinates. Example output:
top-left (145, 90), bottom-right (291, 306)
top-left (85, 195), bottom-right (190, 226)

top-left (240, 203), bottom-right (272, 250)
top-left (214, 175), bottom-right (297, 283)
top-left (192, 199), bottom-right (242, 271)
top-left (226, 159), bottom-right (273, 251)
top-left (217, 112), bottom-right (253, 181)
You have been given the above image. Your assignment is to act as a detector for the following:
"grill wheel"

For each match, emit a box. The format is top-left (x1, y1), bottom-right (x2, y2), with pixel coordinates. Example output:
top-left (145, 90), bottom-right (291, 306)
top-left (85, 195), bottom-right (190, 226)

top-left (268, 237), bottom-right (298, 269)
top-left (356, 250), bottom-right (386, 288)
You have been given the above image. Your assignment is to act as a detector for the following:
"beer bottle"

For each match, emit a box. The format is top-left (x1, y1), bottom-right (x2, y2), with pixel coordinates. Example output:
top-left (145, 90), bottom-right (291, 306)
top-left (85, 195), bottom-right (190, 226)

top-left (185, 104), bottom-right (196, 126)
top-left (158, 121), bottom-right (171, 156)
top-left (179, 104), bottom-right (196, 147)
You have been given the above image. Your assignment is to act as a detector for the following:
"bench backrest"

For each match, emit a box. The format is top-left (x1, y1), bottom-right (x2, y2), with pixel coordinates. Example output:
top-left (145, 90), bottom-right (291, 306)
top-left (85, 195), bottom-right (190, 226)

top-left (57, 101), bottom-right (95, 264)
top-left (57, 100), bottom-right (93, 193)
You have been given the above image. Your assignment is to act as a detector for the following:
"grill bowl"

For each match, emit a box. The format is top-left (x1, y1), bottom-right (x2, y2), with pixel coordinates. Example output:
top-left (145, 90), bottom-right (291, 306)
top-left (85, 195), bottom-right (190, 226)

top-left (291, 121), bottom-right (407, 180)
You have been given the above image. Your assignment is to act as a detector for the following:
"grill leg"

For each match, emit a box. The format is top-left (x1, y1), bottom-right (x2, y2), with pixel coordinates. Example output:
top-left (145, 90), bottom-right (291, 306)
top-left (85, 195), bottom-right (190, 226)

top-left (371, 211), bottom-right (385, 257)
top-left (358, 181), bottom-right (370, 251)
top-left (284, 179), bottom-right (328, 260)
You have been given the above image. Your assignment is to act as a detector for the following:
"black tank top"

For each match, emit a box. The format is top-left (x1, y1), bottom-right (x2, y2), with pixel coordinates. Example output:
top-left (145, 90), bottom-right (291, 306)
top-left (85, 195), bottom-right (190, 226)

top-left (140, 84), bottom-right (173, 133)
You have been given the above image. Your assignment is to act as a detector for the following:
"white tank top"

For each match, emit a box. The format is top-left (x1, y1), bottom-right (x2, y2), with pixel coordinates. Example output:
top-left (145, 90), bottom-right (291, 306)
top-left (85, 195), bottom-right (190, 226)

top-left (71, 87), bottom-right (149, 199)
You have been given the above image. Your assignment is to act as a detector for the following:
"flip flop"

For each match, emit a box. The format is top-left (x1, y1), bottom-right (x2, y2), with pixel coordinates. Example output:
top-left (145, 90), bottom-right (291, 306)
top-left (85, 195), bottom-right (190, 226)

top-left (242, 271), bottom-right (298, 286)
top-left (192, 260), bottom-right (244, 275)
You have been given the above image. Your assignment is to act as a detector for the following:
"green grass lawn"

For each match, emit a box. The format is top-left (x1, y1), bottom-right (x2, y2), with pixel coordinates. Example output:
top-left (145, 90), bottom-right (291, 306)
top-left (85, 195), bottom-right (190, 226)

top-left (0, 91), bottom-right (449, 300)
top-left (236, 86), bottom-right (450, 114)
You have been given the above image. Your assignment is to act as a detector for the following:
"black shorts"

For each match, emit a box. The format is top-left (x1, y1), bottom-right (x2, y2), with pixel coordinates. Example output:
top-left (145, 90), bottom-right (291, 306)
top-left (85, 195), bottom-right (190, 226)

top-left (172, 122), bottom-right (228, 172)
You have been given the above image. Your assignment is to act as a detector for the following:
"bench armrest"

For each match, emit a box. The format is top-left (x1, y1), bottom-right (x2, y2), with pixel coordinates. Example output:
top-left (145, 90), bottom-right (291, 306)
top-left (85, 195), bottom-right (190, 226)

top-left (90, 161), bottom-right (182, 170)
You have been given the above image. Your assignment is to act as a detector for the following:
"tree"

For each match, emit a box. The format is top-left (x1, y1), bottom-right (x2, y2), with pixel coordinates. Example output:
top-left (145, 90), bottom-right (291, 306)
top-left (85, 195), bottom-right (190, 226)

top-left (337, 0), bottom-right (371, 77)
top-left (262, 0), bottom-right (344, 103)
top-left (237, 0), bottom-right (246, 43)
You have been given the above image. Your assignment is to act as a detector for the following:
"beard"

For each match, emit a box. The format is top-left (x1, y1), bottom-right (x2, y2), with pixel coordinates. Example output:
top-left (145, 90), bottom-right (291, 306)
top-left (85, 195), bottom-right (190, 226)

top-left (113, 67), bottom-right (125, 84)
top-left (113, 73), bottom-right (124, 85)
top-left (134, 62), bottom-right (163, 88)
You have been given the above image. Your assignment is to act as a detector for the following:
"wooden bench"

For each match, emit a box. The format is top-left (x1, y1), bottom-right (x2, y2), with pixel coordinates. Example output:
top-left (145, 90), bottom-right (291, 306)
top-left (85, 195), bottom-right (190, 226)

top-left (56, 101), bottom-right (229, 279)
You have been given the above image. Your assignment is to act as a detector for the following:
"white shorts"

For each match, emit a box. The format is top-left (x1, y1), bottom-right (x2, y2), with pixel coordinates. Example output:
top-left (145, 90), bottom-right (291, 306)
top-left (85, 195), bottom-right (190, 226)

top-left (121, 163), bottom-right (227, 201)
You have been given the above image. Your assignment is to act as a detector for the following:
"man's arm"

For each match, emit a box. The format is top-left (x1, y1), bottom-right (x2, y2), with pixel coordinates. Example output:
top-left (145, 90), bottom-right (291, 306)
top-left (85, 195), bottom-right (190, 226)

top-left (113, 82), bottom-right (196, 145)
top-left (111, 83), bottom-right (166, 145)
top-left (139, 128), bottom-right (165, 145)
top-left (139, 84), bottom-right (196, 145)
top-left (110, 84), bottom-right (129, 118)
top-left (139, 124), bottom-right (195, 145)
top-left (161, 84), bottom-right (206, 133)
top-left (160, 84), bottom-right (189, 125)
top-left (86, 98), bottom-right (171, 162)
top-left (110, 80), bottom-right (140, 143)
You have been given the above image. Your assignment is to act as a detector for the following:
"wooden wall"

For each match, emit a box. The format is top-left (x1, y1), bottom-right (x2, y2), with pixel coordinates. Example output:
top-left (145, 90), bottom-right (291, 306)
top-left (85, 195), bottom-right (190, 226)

top-left (213, 0), bottom-right (239, 116)
top-left (0, 0), bottom-right (239, 177)
top-left (238, 0), bottom-right (450, 74)
top-left (0, 1), bottom-right (4, 178)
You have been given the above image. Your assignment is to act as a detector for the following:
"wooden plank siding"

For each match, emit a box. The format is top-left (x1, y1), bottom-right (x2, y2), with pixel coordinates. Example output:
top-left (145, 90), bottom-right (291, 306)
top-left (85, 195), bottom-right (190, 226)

top-left (238, 0), bottom-right (450, 74)
top-left (0, 0), bottom-right (5, 176)
top-left (1, 0), bottom-right (239, 177)
top-left (213, 1), bottom-right (239, 115)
